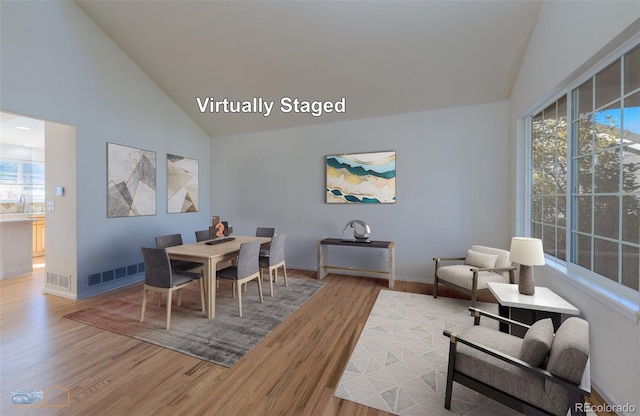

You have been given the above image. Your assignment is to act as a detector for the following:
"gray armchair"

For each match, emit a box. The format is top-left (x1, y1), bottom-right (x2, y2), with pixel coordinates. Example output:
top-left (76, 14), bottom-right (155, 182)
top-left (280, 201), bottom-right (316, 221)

top-left (434, 245), bottom-right (515, 307)
top-left (443, 308), bottom-right (590, 416)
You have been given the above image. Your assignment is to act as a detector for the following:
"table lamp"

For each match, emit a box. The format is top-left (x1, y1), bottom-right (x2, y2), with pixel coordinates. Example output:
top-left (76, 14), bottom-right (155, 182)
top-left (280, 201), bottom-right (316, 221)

top-left (509, 237), bottom-right (545, 295)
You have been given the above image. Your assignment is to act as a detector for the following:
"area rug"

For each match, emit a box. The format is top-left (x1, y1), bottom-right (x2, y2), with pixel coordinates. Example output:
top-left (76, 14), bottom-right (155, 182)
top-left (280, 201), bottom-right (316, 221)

top-left (64, 277), bottom-right (324, 368)
top-left (334, 290), bottom-right (520, 416)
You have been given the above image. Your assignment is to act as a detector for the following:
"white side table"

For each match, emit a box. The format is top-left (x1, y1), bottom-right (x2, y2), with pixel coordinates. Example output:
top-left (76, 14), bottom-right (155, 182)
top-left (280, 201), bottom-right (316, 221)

top-left (487, 282), bottom-right (580, 337)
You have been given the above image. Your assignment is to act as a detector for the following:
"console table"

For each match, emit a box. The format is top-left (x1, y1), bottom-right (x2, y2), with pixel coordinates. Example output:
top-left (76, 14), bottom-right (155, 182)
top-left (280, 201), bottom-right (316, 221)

top-left (317, 238), bottom-right (395, 288)
top-left (487, 282), bottom-right (580, 337)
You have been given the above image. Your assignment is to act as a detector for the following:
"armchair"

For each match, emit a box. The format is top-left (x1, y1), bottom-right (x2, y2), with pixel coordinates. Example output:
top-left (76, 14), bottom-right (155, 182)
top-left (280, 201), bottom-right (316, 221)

top-left (433, 245), bottom-right (515, 307)
top-left (443, 308), bottom-right (590, 416)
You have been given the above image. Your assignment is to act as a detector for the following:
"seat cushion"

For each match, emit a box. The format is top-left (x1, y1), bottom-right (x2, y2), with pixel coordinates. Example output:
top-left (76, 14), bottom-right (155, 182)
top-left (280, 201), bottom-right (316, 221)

top-left (520, 318), bottom-right (554, 367)
top-left (455, 326), bottom-right (562, 415)
top-left (436, 265), bottom-right (509, 290)
top-left (464, 249), bottom-right (498, 268)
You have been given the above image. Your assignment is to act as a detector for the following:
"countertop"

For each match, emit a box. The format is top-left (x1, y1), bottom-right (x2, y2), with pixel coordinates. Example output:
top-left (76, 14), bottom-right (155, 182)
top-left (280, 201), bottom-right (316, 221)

top-left (0, 214), bottom-right (45, 223)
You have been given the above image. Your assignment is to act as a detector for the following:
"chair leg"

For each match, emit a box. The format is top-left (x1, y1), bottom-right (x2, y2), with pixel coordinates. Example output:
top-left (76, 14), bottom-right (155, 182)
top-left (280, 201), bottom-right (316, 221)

top-left (166, 290), bottom-right (173, 330)
top-left (257, 276), bottom-right (264, 303)
top-left (140, 287), bottom-right (148, 323)
top-left (282, 264), bottom-right (288, 287)
top-left (444, 340), bottom-right (457, 409)
top-left (268, 268), bottom-right (274, 297)
top-left (236, 280), bottom-right (243, 317)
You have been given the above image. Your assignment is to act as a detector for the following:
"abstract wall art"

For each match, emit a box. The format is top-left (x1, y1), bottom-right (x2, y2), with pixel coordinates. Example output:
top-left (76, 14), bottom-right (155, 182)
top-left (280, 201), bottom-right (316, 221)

top-left (107, 143), bottom-right (156, 217)
top-left (167, 154), bottom-right (199, 213)
top-left (326, 151), bottom-right (396, 203)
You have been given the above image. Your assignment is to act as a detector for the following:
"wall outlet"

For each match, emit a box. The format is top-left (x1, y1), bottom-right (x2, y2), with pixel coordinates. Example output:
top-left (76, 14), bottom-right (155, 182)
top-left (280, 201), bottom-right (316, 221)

top-left (47, 201), bottom-right (55, 211)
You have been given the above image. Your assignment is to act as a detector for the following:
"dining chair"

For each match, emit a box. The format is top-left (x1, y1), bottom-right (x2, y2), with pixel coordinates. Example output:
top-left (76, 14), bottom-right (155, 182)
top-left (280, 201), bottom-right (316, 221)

top-left (256, 227), bottom-right (275, 257)
top-left (155, 233), bottom-right (204, 272)
top-left (139, 247), bottom-right (205, 329)
top-left (216, 240), bottom-right (263, 317)
top-left (195, 229), bottom-right (212, 242)
top-left (259, 234), bottom-right (287, 297)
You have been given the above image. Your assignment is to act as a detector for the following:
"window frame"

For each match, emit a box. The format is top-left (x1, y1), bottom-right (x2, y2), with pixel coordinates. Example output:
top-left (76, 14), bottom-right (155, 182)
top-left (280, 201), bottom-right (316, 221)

top-left (525, 36), bottom-right (640, 315)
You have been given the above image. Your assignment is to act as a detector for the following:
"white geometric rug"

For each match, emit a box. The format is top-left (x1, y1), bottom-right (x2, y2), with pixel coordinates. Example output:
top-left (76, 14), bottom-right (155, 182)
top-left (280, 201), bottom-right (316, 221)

top-left (334, 290), bottom-right (520, 416)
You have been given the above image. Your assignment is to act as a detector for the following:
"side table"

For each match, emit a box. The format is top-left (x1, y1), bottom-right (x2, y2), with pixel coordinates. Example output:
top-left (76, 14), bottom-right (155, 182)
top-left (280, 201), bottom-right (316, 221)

top-left (487, 282), bottom-right (580, 337)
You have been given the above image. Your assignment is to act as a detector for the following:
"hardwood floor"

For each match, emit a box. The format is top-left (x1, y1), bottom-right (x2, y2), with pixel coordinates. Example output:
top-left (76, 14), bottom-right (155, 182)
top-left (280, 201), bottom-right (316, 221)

top-left (0, 268), bottom-right (606, 416)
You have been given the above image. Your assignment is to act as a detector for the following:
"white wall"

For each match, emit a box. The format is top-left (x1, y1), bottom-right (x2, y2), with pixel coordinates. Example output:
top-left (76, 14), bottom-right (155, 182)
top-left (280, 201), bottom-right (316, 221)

top-left (0, 1), bottom-right (211, 298)
top-left (211, 101), bottom-right (510, 282)
top-left (509, 3), bottom-right (640, 413)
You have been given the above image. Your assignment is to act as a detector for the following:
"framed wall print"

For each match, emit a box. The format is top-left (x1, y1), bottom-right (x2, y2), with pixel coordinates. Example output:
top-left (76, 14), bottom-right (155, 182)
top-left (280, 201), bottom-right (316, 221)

top-left (167, 154), bottom-right (199, 213)
top-left (326, 150), bottom-right (396, 203)
top-left (107, 142), bottom-right (157, 217)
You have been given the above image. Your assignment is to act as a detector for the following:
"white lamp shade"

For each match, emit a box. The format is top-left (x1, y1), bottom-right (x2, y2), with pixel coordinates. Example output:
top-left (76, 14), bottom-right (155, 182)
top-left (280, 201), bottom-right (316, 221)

top-left (509, 237), bottom-right (545, 266)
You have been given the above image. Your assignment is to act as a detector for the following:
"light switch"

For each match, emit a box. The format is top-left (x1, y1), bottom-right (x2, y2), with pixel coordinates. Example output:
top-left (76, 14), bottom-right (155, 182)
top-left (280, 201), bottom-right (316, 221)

top-left (47, 201), bottom-right (55, 211)
top-left (55, 186), bottom-right (65, 196)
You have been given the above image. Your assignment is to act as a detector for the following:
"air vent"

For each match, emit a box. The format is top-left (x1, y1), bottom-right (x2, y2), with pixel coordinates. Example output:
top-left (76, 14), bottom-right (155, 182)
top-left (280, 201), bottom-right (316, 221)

top-left (46, 271), bottom-right (71, 291)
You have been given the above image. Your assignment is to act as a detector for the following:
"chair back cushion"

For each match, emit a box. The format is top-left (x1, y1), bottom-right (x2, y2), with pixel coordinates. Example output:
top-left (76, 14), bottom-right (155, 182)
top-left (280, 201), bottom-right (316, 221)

top-left (155, 234), bottom-right (183, 249)
top-left (195, 229), bottom-right (211, 242)
top-left (237, 240), bottom-right (261, 278)
top-left (256, 227), bottom-right (276, 237)
top-left (268, 234), bottom-right (286, 265)
top-left (470, 245), bottom-right (511, 268)
top-left (464, 249), bottom-right (498, 269)
top-left (546, 317), bottom-right (589, 383)
top-left (141, 247), bottom-right (172, 288)
top-left (519, 318), bottom-right (554, 367)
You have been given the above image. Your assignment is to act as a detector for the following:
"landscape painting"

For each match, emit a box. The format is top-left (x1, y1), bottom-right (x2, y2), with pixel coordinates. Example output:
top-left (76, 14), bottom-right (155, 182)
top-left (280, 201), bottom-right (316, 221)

top-left (107, 143), bottom-right (156, 217)
top-left (326, 151), bottom-right (396, 203)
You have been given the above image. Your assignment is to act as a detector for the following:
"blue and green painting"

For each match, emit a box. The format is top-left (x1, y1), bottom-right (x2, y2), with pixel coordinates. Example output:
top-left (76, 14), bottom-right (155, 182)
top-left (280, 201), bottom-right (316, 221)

top-left (326, 151), bottom-right (396, 203)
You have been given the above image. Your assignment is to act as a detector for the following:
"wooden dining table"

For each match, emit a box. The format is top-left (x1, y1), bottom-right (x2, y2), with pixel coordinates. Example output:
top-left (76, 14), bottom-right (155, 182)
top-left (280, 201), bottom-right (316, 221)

top-left (165, 235), bottom-right (271, 319)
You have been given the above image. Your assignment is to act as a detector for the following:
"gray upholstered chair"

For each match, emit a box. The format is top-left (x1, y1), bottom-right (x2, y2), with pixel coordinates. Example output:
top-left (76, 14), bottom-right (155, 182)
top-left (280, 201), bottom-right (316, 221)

top-left (139, 247), bottom-right (205, 329)
top-left (259, 234), bottom-right (287, 297)
top-left (155, 233), bottom-right (204, 272)
top-left (216, 240), bottom-right (263, 317)
top-left (443, 308), bottom-right (590, 416)
top-left (195, 229), bottom-right (212, 242)
top-left (433, 245), bottom-right (516, 307)
top-left (256, 227), bottom-right (276, 237)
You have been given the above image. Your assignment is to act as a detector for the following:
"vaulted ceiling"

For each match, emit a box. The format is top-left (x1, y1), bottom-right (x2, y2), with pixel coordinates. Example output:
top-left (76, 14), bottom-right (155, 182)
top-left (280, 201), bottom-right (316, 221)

top-left (76, 1), bottom-right (542, 138)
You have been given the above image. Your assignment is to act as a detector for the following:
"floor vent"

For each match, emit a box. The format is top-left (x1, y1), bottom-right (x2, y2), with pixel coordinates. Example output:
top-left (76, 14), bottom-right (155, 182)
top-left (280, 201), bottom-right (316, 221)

top-left (46, 271), bottom-right (72, 291)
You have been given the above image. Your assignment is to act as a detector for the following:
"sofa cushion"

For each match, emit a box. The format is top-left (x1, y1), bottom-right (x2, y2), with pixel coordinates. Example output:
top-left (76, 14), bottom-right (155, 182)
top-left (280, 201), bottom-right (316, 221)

top-left (465, 249), bottom-right (498, 269)
top-left (520, 318), bottom-right (554, 367)
top-left (436, 264), bottom-right (509, 290)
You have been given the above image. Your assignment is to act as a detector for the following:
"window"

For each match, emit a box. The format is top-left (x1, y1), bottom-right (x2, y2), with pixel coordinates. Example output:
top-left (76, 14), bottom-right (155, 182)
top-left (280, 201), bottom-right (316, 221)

top-left (0, 159), bottom-right (45, 206)
top-left (529, 44), bottom-right (640, 294)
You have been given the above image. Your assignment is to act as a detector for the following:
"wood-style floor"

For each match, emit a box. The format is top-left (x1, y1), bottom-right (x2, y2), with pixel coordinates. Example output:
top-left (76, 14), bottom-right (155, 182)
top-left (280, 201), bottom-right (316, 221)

top-left (0, 266), bottom-right (608, 416)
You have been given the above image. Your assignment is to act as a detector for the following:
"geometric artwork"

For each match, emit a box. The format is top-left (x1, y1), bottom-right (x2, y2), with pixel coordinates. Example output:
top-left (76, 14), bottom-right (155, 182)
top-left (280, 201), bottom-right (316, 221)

top-left (326, 151), bottom-right (396, 203)
top-left (107, 143), bottom-right (156, 217)
top-left (167, 154), bottom-right (198, 213)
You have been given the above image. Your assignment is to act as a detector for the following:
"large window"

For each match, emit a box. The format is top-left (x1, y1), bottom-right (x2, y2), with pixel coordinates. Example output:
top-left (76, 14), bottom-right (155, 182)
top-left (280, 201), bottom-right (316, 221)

top-left (530, 44), bottom-right (640, 293)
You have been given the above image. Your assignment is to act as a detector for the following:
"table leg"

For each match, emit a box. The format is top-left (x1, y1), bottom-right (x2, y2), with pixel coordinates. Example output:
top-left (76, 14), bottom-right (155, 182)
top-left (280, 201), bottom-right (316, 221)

top-left (388, 245), bottom-right (395, 289)
top-left (498, 304), bottom-right (509, 334)
top-left (205, 258), bottom-right (217, 319)
top-left (317, 242), bottom-right (327, 280)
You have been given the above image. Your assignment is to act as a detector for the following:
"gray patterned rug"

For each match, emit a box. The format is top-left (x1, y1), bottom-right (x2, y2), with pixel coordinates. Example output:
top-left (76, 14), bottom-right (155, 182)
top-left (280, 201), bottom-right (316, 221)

top-left (334, 290), bottom-right (521, 416)
top-left (65, 277), bottom-right (324, 367)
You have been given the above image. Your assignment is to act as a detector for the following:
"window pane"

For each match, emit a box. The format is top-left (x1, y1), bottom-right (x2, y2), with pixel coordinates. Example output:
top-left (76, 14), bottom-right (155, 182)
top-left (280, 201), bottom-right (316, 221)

top-left (574, 233), bottom-right (591, 269)
top-left (532, 222), bottom-right (543, 240)
top-left (0, 161), bottom-right (18, 184)
top-left (23, 162), bottom-right (45, 184)
top-left (623, 145), bottom-right (640, 193)
top-left (622, 244), bottom-right (639, 291)
top-left (596, 59), bottom-right (621, 109)
top-left (622, 194), bottom-right (640, 244)
top-left (623, 92), bottom-right (640, 140)
top-left (558, 227), bottom-right (567, 261)
top-left (532, 196), bottom-right (542, 222)
top-left (594, 196), bottom-right (619, 240)
top-left (624, 45), bottom-right (640, 94)
top-left (594, 149), bottom-right (620, 193)
top-left (594, 238), bottom-right (618, 282)
top-left (543, 196), bottom-right (556, 224)
top-left (542, 168), bottom-right (556, 194)
top-left (543, 225), bottom-right (556, 257)
top-left (576, 78), bottom-right (593, 118)
top-left (575, 196), bottom-right (592, 233)
top-left (594, 102), bottom-right (621, 148)
top-left (576, 117), bottom-right (594, 155)
top-left (558, 195), bottom-right (566, 227)
top-left (576, 156), bottom-right (592, 193)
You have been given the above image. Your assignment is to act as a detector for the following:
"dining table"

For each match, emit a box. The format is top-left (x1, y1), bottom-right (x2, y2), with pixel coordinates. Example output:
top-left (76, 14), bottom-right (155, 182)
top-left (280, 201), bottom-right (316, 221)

top-left (165, 235), bottom-right (271, 319)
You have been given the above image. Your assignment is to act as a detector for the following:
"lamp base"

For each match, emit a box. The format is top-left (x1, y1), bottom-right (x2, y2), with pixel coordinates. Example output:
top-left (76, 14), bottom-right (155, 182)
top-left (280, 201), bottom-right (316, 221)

top-left (518, 265), bottom-right (535, 295)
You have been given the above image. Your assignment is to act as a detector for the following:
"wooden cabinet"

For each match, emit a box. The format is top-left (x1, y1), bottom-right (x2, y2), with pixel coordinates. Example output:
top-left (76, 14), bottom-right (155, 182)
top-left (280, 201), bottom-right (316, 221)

top-left (32, 218), bottom-right (45, 256)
